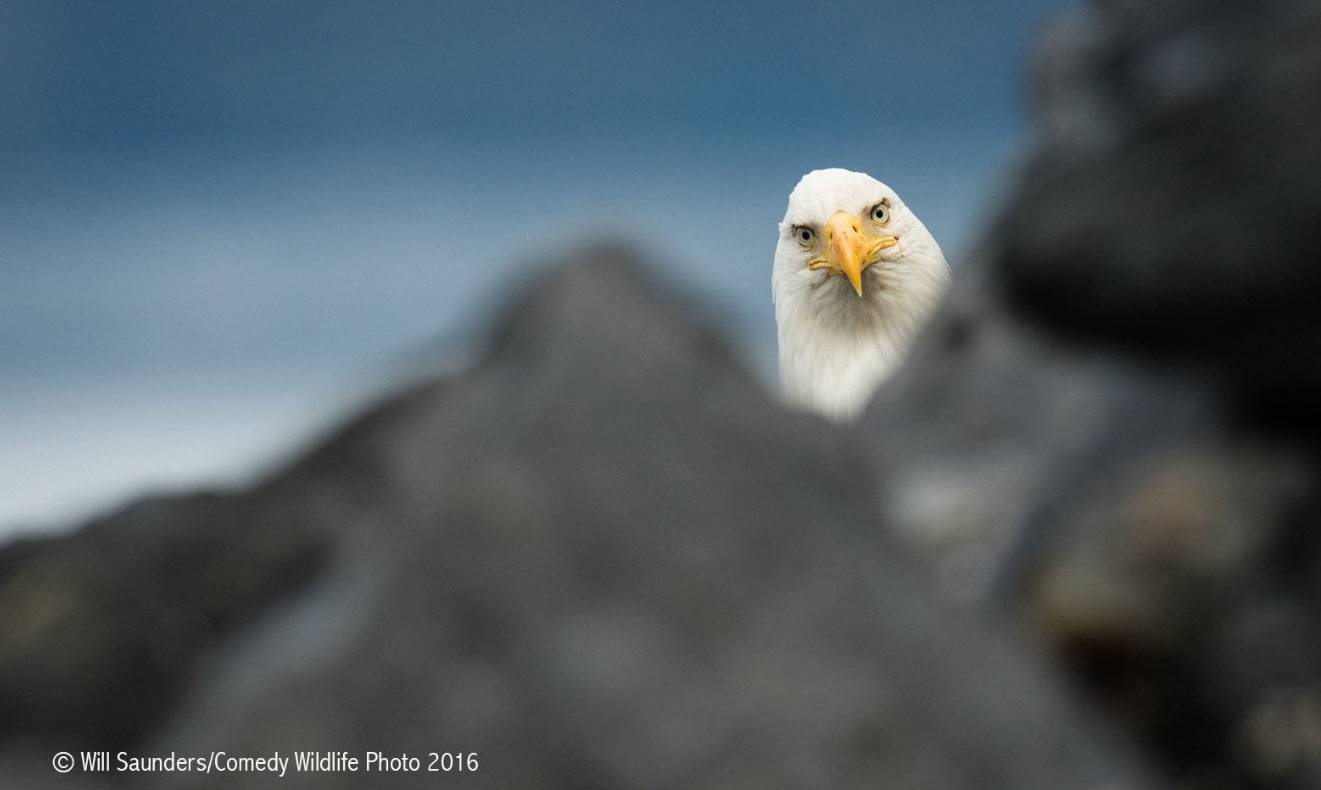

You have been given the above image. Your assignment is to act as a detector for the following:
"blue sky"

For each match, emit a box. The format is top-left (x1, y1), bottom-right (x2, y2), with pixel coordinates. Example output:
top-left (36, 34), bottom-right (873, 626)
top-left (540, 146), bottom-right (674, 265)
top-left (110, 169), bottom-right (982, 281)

top-left (0, 0), bottom-right (1071, 533)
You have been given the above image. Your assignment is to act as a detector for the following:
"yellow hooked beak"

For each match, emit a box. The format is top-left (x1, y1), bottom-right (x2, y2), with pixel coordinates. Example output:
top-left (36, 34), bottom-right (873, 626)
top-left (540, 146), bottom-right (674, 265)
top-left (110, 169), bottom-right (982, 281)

top-left (811, 211), bottom-right (899, 296)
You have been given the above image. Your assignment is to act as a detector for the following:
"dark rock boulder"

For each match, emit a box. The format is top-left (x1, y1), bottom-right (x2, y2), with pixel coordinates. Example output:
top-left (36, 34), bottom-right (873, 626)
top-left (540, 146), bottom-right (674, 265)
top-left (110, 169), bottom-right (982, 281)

top-left (0, 248), bottom-right (1149, 789)
top-left (867, 273), bottom-right (1320, 790)
top-left (1006, 0), bottom-right (1321, 431)
top-left (863, 1), bottom-right (1321, 788)
top-left (1007, 0), bottom-right (1321, 355)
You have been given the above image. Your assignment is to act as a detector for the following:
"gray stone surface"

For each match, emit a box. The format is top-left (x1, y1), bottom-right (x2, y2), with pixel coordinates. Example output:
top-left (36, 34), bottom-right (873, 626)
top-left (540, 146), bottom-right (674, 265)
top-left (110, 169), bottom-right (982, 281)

top-left (863, 1), bottom-right (1321, 788)
top-left (0, 250), bottom-right (1147, 789)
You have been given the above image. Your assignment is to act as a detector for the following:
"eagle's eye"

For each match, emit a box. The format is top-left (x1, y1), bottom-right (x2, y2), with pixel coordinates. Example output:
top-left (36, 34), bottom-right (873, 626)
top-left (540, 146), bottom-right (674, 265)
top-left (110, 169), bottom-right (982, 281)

top-left (793, 226), bottom-right (816, 248)
top-left (870, 201), bottom-right (891, 225)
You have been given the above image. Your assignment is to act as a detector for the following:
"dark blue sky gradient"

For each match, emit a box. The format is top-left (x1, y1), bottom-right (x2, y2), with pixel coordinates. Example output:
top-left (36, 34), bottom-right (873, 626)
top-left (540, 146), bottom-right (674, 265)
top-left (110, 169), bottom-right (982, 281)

top-left (3, 0), bottom-right (1061, 154)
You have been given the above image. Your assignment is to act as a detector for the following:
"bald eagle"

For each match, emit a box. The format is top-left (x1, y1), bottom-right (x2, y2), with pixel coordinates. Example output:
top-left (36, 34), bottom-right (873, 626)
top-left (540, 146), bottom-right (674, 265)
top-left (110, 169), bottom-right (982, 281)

top-left (773, 168), bottom-right (950, 420)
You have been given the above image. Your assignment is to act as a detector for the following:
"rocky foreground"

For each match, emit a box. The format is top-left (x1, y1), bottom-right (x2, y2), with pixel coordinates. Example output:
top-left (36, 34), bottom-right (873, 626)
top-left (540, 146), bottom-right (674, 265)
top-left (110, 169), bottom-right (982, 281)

top-left (3, 0), bottom-right (1319, 788)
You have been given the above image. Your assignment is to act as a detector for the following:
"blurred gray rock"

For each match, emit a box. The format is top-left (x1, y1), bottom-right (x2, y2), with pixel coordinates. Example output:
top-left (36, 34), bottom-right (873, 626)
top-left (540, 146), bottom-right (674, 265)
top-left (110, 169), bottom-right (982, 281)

top-left (0, 249), bottom-right (1148, 789)
top-left (867, 275), bottom-right (1319, 790)
top-left (864, 0), bottom-right (1321, 788)
top-left (1010, 0), bottom-right (1321, 425)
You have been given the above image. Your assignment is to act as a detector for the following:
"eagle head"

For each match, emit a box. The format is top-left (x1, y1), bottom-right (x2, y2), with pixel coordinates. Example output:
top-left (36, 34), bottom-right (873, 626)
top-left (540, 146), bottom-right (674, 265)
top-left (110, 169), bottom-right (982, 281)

top-left (772, 168), bottom-right (950, 420)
